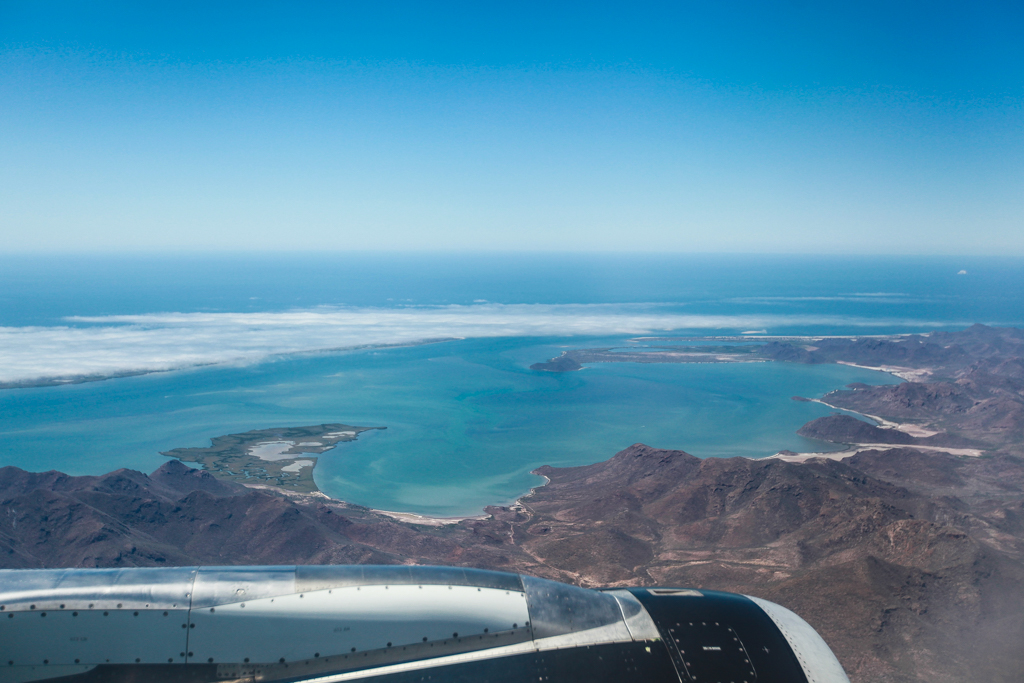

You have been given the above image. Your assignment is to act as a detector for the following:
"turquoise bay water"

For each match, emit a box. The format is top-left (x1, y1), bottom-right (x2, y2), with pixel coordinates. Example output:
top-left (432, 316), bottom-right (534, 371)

top-left (2, 254), bottom-right (1020, 516)
top-left (0, 336), bottom-right (898, 516)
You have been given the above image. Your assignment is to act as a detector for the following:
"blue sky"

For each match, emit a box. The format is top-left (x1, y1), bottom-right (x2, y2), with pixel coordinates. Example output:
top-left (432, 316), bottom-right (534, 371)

top-left (1, 1), bottom-right (1022, 253)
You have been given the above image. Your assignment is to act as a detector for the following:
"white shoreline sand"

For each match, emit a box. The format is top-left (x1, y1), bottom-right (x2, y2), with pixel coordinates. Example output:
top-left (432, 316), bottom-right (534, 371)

top-left (770, 443), bottom-right (984, 463)
top-left (776, 396), bottom-right (984, 461)
top-left (808, 398), bottom-right (941, 438)
top-left (370, 509), bottom-right (489, 526)
top-left (370, 474), bottom-right (552, 526)
top-left (835, 360), bottom-right (931, 382)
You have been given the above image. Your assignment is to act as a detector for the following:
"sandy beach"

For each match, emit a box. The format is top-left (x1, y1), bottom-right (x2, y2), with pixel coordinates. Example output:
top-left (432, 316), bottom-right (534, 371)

top-left (370, 509), bottom-right (489, 526)
top-left (769, 442), bottom-right (984, 463)
top-left (835, 360), bottom-right (931, 382)
top-left (808, 397), bottom-right (940, 437)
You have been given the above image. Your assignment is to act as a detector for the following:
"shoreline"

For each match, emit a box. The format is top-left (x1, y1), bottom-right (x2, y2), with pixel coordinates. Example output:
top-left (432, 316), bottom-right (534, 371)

top-left (774, 390), bottom-right (983, 462)
top-left (807, 397), bottom-right (941, 438)
top-left (369, 509), bottom-right (489, 526)
top-left (769, 442), bottom-right (984, 463)
top-left (366, 425), bottom-right (988, 523)
top-left (369, 473), bottom-right (552, 526)
top-left (213, 387), bottom-right (967, 524)
top-left (834, 360), bottom-right (931, 383)
top-left (6, 337), bottom-right (971, 523)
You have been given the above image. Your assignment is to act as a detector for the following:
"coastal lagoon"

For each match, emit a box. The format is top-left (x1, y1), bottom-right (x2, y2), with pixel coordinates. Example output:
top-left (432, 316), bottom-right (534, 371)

top-left (1, 254), bottom-right (1020, 516)
top-left (0, 335), bottom-right (897, 516)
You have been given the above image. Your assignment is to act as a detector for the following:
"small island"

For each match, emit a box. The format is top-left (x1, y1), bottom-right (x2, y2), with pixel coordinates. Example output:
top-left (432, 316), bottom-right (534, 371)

top-left (161, 423), bottom-right (383, 494)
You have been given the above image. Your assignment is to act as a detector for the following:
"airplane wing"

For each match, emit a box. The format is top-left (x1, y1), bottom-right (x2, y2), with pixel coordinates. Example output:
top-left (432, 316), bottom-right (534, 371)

top-left (0, 565), bottom-right (848, 683)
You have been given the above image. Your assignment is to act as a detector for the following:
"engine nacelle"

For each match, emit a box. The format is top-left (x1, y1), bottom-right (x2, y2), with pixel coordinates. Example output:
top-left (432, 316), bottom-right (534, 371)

top-left (0, 565), bottom-right (849, 683)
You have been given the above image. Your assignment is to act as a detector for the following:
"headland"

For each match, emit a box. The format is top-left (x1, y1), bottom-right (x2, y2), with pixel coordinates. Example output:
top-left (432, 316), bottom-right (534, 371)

top-left (161, 423), bottom-right (384, 494)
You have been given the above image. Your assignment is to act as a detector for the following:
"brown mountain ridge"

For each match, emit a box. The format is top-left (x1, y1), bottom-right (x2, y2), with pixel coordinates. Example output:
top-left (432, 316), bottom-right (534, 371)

top-left (2, 445), bottom-right (1023, 683)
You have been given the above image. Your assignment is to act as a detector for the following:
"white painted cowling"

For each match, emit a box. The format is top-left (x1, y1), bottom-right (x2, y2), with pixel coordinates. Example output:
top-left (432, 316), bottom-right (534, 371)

top-left (746, 596), bottom-right (851, 683)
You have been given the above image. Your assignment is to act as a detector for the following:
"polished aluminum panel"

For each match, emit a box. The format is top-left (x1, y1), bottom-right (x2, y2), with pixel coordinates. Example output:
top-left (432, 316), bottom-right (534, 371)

top-left (605, 589), bottom-right (662, 641)
top-left (0, 609), bottom-right (188, 666)
top-left (294, 565), bottom-right (523, 594)
top-left (521, 574), bottom-right (623, 639)
top-left (190, 566), bottom-right (296, 609)
top-left (0, 568), bottom-right (195, 612)
top-left (0, 664), bottom-right (94, 683)
top-left (188, 584), bottom-right (532, 664)
top-left (298, 621), bottom-right (637, 683)
top-left (213, 628), bottom-right (531, 681)
top-left (188, 565), bottom-right (526, 611)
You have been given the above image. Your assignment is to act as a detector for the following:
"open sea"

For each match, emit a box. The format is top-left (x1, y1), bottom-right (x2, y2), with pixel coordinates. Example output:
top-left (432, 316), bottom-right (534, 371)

top-left (1, 254), bottom-right (1022, 516)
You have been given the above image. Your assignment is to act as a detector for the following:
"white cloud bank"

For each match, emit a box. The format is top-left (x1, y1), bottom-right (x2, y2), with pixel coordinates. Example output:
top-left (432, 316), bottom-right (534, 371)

top-left (0, 304), bottom-right (943, 386)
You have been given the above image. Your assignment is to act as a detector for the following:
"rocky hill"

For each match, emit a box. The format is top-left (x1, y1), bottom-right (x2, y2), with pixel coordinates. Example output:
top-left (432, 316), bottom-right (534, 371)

top-left (0, 460), bottom-right (523, 571)
top-left (795, 414), bottom-right (976, 448)
top-left (759, 324), bottom-right (1024, 377)
top-left (505, 444), bottom-right (1024, 683)
top-left (3, 446), bottom-right (1023, 683)
top-left (758, 325), bottom-right (1024, 450)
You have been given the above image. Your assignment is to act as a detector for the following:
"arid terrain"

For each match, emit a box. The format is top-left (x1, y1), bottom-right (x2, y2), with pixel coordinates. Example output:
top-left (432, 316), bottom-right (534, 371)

top-left (2, 325), bottom-right (1023, 683)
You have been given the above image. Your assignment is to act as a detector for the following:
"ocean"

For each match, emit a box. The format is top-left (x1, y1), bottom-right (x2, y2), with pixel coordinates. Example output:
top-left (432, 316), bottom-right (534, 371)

top-left (1, 254), bottom-right (1021, 516)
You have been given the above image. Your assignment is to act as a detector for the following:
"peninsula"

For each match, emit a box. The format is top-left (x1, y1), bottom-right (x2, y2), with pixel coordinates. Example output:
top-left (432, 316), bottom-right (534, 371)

top-left (530, 344), bottom-right (763, 371)
top-left (161, 423), bottom-right (383, 494)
